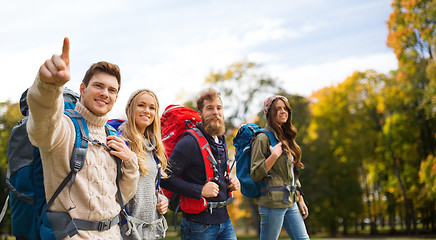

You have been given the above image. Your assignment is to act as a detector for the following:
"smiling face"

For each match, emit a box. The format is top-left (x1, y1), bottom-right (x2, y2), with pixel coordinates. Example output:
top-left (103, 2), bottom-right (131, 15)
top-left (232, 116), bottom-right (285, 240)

top-left (199, 97), bottom-right (225, 137)
top-left (134, 92), bottom-right (156, 133)
top-left (79, 72), bottom-right (119, 116)
top-left (273, 99), bottom-right (289, 126)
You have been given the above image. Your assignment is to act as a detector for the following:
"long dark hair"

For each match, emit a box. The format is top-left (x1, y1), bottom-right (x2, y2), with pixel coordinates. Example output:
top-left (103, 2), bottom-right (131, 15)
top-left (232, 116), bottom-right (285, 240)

top-left (266, 98), bottom-right (304, 169)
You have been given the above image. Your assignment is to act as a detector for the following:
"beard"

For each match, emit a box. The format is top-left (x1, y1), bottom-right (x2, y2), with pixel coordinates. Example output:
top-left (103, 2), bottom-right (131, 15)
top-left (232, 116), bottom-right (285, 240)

top-left (202, 114), bottom-right (225, 136)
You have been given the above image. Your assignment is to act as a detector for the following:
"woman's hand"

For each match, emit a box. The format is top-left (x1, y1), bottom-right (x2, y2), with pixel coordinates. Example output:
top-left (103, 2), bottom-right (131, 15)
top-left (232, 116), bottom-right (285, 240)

top-left (269, 142), bottom-right (283, 158)
top-left (227, 176), bottom-right (240, 191)
top-left (298, 196), bottom-right (309, 220)
top-left (156, 191), bottom-right (168, 215)
top-left (266, 142), bottom-right (283, 171)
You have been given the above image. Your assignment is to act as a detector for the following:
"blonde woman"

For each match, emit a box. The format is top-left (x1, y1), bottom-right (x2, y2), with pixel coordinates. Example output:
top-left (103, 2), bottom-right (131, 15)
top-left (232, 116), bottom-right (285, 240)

top-left (118, 89), bottom-right (168, 240)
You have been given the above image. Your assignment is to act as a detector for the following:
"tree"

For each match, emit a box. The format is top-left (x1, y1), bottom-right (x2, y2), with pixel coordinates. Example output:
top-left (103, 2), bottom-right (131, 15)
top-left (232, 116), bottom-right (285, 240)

top-left (304, 72), bottom-right (370, 236)
top-left (204, 60), bottom-right (281, 129)
top-left (0, 101), bottom-right (22, 233)
top-left (419, 154), bottom-right (436, 231)
top-left (387, 0), bottom-right (436, 233)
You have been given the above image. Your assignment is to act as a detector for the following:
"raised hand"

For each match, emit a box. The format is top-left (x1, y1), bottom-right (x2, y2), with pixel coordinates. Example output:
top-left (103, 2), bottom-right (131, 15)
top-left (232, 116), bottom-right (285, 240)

top-left (39, 37), bottom-right (71, 86)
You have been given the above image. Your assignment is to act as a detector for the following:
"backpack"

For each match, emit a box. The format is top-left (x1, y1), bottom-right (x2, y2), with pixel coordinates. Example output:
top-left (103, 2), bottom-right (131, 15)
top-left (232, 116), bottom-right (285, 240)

top-left (6, 88), bottom-right (122, 240)
top-left (233, 123), bottom-right (279, 198)
top-left (160, 105), bottom-right (233, 214)
top-left (160, 104), bottom-right (201, 157)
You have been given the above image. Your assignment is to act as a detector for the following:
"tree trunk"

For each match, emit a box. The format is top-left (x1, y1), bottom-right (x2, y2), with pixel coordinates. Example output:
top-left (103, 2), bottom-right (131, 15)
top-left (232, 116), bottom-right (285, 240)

top-left (370, 190), bottom-right (377, 235)
top-left (392, 156), bottom-right (411, 234)
top-left (354, 218), bottom-right (359, 234)
top-left (431, 200), bottom-right (436, 233)
top-left (330, 220), bottom-right (337, 238)
top-left (343, 218), bottom-right (348, 236)
top-left (410, 199), bottom-right (417, 234)
top-left (387, 119), bottom-right (411, 234)
top-left (363, 174), bottom-right (375, 235)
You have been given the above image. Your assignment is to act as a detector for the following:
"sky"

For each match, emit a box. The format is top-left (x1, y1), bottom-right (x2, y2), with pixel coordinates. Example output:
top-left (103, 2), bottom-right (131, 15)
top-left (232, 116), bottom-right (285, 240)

top-left (0, 0), bottom-right (397, 119)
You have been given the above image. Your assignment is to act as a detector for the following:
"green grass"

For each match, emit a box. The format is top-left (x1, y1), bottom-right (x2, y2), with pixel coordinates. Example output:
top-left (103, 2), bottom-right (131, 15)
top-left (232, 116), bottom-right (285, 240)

top-left (163, 237), bottom-right (436, 240)
top-left (5, 233), bottom-right (436, 240)
top-left (162, 232), bottom-right (436, 240)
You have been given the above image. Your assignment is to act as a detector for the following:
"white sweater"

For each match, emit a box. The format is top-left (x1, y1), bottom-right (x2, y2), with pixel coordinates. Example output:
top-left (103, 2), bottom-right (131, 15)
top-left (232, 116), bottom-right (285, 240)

top-left (27, 76), bottom-right (139, 239)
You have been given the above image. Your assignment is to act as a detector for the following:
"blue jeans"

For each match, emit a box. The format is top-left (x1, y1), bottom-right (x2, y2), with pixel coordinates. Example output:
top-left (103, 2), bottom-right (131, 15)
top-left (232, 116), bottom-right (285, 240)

top-left (259, 203), bottom-right (310, 240)
top-left (180, 217), bottom-right (237, 240)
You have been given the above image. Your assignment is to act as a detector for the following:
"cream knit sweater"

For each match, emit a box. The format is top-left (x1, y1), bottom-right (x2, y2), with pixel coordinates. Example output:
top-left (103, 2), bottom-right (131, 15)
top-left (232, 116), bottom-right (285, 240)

top-left (27, 76), bottom-right (139, 239)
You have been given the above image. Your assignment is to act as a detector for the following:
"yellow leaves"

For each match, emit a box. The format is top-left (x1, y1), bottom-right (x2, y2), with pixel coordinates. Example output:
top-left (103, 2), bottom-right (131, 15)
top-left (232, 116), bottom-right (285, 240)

top-left (388, 0), bottom-right (435, 69)
top-left (386, 186), bottom-right (397, 194)
top-left (224, 69), bottom-right (233, 80)
top-left (226, 190), bottom-right (254, 225)
top-left (204, 60), bottom-right (258, 84)
top-left (418, 154), bottom-right (436, 197)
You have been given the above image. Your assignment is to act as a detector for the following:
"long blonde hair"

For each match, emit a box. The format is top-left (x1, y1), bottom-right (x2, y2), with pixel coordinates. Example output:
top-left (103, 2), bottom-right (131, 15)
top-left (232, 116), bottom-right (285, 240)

top-left (122, 89), bottom-right (167, 176)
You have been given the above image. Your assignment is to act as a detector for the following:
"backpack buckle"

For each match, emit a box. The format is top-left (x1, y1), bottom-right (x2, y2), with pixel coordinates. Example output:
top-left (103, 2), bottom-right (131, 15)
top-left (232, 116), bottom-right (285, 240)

top-left (284, 185), bottom-right (296, 193)
top-left (98, 219), bottom-right (111, 231)
top-left (71, 147), bottom-right (87, 172)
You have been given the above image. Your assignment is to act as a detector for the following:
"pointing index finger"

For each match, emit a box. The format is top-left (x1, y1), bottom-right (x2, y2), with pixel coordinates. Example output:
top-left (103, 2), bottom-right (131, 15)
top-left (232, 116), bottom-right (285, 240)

top-left (61, 37), bottom-right (70, 64)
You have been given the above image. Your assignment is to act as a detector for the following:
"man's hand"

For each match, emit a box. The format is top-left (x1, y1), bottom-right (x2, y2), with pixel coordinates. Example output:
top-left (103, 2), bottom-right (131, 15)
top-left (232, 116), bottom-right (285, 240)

top-left (106, 135), bottom-right (135, 161)
top-left (201, 181), bottom-right (219, 198)
top-left (39, 37), bottom-right (71, 86)
top-left (156, 191), bottom-right (168, 215)
top-left (227, 176), bottom-right (240, 192)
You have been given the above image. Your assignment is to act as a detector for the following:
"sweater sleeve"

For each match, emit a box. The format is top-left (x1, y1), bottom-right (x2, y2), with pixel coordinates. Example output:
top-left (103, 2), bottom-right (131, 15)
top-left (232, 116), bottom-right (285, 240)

top-left (26, 75), bottom-right (69, 151)
top-left (250, 133), bottom-right (270, 182)
top-left (119, 154), bottom-right (139, 203)
top-left (160, 135), bottom-right (204, 199)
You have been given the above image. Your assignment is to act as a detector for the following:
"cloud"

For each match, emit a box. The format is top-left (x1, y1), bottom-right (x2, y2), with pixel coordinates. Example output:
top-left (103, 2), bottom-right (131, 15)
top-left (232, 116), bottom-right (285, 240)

top-left (0, 0), bottom-right (396, 120)
top-left (0, 46), bottom-right (59, 102)
top-left (267, 52), bottom-right (398, 96)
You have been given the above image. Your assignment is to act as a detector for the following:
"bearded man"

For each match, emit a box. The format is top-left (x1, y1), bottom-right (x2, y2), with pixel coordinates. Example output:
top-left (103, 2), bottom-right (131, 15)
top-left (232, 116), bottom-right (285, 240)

top-left (161, 88), bottom-right (240, 240)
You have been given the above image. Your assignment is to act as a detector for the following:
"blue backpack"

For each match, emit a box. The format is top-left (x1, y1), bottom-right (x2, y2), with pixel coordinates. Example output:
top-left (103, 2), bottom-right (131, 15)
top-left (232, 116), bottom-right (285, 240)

top-left (6, 89), bottom-right (121, 240)
top-left (233, 123), bottom-right (278, 198)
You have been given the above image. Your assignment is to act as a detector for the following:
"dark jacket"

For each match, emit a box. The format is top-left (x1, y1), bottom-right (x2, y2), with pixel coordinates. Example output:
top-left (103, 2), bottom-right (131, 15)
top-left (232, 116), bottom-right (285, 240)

top-left (160, 124), bottom-right (230, 224)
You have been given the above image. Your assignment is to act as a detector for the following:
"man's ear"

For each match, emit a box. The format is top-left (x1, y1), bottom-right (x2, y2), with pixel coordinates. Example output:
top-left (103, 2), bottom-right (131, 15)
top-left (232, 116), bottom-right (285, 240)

top-left (79, 82), bottom-right (85, 95)
top-left (197, 110), bottom-right (202, 118)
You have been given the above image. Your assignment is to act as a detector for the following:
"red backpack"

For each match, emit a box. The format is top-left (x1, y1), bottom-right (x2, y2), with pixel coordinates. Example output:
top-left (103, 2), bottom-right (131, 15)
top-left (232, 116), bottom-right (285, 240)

top-left (161, 105), bottom-right (201, 157)
top-left (161, 105), bottom-right (232, 214)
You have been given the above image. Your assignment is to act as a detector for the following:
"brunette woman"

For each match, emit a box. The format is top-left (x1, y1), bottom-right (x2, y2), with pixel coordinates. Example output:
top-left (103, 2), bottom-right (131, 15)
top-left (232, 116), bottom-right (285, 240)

top-left (251, 95), bottom-right (309, 240)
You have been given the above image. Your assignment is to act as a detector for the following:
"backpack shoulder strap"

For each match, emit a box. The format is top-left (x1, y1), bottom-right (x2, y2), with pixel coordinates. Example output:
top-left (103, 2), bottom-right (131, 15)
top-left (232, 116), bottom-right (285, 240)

top-left (41, 109), bottom-right (89, 217)
top-left (153, 152), bottom-right (161, 190)
top-left (185, 128), bottom-right (216, 182)
top-left (104, 123), bottom-right (125, 208)
top-left (258, 128), bottom-right (279, 147)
